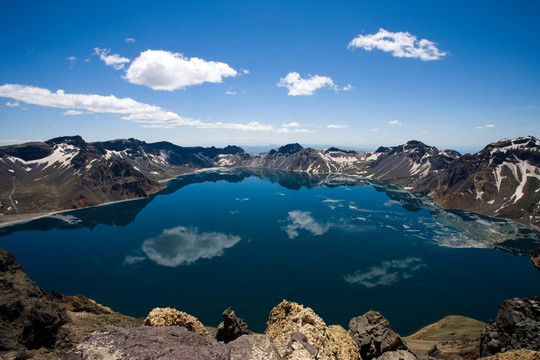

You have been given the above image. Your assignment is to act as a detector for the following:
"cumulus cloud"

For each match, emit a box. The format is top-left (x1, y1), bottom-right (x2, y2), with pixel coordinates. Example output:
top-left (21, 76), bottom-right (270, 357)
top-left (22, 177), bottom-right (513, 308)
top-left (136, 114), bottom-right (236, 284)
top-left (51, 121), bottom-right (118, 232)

top-left (284, 210), bottom-right (330, 239)
top-left (66, 56), bottom-right (77, 61)
top-left (63, 110), bottom-right (84, 115)
top-left (125, 37), bottom-right (136, 43)
top-left (348, 28), bottom-right (448, 61)
top-left (6, 101), bottom-right (19, 107)
top-left (278, 72), bottom-right (337, 96)
top-left (140, 226), bottom-right (241, 267)
top-left (124, 49), bottom-right (238, 91)
top-left (327, 124), bottom-right (348, 129)
top-left (0, 83), bottom-right (309, 132)
top-left (94, 48), bottom-right (131, 70)
top-left (343, 257), bottom-right (426, 288)
top-left (282, 122), bottom-right (301, 128)
top-left (388, 120), bottom-right (403, 126)
top-left (225, 89), bottom-right (237, 95)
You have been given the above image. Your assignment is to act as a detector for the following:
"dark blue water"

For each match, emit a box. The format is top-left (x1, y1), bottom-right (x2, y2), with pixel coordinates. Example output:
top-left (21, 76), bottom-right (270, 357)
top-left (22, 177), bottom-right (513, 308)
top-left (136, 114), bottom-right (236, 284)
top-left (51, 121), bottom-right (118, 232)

top-left (1, 169), bottom-right (539, 335)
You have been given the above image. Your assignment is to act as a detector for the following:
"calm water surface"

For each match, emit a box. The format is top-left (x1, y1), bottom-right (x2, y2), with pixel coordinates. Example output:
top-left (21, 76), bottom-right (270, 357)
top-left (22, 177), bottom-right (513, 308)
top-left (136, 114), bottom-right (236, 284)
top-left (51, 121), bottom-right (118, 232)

top-left (1, 169), bottom-right (539, 334)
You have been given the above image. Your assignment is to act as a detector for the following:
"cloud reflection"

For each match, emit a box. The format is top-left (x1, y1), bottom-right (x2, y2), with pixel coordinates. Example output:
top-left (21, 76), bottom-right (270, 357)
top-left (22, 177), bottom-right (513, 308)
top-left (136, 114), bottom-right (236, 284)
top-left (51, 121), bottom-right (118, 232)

top-left (344, 257), bottom-right (426, 288)
top-left (138, 226), bottom-right (241, 267)
top-left (284, 210), bottom-right (330, 239)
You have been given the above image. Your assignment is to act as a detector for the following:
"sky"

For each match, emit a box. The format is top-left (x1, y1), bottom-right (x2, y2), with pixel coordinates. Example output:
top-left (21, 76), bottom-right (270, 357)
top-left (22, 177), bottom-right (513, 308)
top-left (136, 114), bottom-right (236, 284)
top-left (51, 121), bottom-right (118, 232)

top-left (1, 0), bottom-right (539, 152)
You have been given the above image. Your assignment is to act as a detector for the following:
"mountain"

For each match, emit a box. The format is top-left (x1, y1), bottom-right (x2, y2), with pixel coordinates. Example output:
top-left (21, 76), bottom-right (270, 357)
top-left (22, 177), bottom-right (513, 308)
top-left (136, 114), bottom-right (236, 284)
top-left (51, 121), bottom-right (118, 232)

top-left (414, 136), bottom-right (540, 227)
top-left (1, 135), bottom-right (539, 229)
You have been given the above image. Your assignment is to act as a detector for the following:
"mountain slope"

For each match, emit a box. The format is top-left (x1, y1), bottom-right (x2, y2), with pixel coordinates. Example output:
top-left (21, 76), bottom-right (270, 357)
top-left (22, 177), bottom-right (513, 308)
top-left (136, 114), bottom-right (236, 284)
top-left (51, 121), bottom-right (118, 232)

top-left (414, 136), bottom-right (540, 227)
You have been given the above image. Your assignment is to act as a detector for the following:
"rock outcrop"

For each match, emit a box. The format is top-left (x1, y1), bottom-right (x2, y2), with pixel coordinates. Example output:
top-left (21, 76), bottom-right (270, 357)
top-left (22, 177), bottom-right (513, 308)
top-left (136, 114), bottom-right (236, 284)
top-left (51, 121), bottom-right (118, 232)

top-left (62, 325), bottom-right (230, 360)
top-left (216, 307), bottom-right (250, 343)
top-left (229, 334), bottom-right (281, 360)
top-left (144, 306), bottom-right (210, 336)
top-left (479, 349), bottom-right (540, 360)
top-left (265, 299), bottom-right (360, 360)
top-left (480, 297), bottom-right (540, 356)
top-left (0, 248), bottom-right (68, 352)
top-left (348, 310), bottom-right (415, 360)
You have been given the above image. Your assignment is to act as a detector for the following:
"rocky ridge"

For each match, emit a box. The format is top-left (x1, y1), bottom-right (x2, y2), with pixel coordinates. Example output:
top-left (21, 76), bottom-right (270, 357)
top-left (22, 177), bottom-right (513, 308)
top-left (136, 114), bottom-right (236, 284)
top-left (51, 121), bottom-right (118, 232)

top-left (1, 135), bottom-right (539, 228)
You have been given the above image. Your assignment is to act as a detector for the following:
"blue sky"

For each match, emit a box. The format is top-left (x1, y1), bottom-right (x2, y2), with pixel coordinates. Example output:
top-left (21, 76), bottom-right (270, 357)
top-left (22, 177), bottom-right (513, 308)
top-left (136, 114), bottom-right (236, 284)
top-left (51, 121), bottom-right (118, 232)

top-left (1, 0), bottom-right (539, 152)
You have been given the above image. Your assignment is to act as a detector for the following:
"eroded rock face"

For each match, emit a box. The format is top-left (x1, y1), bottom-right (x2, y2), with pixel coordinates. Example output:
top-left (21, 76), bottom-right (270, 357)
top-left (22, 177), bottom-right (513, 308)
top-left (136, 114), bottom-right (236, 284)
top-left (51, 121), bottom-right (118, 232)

top-left (216, 307), bottom-right (250, 343)
top-left (377, 349), bottom-right (418, 360)
top-left (348, 310), bottom-right (415, 360)
top-left (0, 248), bottom-right (68, 351)
top-left (479, 349), bottom-right (540, 360)
top-left (480, 297), bottom-right (540, 356)
top-left (265, 299), bottom-right (360, 360)
top-left (144, 307), bottom-right (210, 336)
top-left (229, 334), bottom-right (281, 360)
top-left (62, 325), bottom-right (230, 360)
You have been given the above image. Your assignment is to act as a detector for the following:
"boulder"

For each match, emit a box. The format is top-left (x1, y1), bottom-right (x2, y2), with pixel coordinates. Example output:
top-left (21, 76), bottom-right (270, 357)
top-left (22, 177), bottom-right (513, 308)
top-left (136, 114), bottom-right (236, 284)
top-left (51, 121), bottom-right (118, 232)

top-left (377, 349), bottom-right (418, 360)
top-left (480, 297), bottom-right (540, 356)
top-left (479, 349), bottom-right (540, 360)
top-left (0, 248), bottom-right (68, 351)
top-left (229, 334), bottom-right (282, 360)
top-left (216, 307), bottom-right (250, 343)
top-left (62, 325), bottom-right (230, 360)
top-left (265, 299), bottom-right (360, 360)
top-left (348, 310), bottom-right (415, 360)
top-left (144, 306), bottom-right (210, 336)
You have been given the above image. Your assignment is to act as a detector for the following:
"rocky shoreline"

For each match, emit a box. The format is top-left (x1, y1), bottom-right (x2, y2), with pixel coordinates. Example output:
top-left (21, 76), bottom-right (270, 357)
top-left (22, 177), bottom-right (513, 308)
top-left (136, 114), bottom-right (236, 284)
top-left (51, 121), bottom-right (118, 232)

top-left (1, 248), bottom-right (539, 359)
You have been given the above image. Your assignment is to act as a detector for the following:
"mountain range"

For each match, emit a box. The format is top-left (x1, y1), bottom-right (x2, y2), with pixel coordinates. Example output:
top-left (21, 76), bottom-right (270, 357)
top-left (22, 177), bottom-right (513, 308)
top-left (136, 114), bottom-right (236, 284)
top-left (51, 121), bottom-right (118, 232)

top-left (1, 135), bottom-right (539, 228)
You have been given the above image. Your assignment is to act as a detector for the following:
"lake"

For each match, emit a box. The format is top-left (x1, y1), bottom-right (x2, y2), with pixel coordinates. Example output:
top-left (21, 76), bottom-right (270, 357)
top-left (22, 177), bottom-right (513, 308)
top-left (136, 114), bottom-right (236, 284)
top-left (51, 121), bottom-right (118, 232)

top-left (1, 168), bottom-right (539, 335)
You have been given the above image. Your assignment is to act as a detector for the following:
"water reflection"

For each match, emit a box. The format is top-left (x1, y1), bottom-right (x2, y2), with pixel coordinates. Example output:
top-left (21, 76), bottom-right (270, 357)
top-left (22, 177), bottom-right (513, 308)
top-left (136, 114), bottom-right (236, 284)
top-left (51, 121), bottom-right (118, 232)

top-left (125, 226), bottom-right (241, 267)
top-left (344, 257), bottom-right (427, 288)
top-left (1, 168), bottom-right (539, 255)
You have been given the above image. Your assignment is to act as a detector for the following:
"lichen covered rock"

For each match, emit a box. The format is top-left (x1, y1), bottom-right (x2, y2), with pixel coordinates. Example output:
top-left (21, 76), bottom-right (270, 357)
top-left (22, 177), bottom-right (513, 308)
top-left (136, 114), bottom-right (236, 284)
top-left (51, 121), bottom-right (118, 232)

top-left (265, 299), bottom-right (360, 360)
top-left (144, 307), bottom-right (210, 336)
top-left (479, 349), bottom-right (540, 360)
top-left (229, 334), bottom-right (281, 360)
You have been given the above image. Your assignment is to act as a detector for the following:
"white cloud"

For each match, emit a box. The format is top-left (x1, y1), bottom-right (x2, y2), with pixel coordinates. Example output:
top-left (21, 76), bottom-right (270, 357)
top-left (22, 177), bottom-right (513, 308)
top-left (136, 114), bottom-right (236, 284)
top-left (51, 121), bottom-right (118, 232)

top-left (66, 56), bottom-right (77, 61)
top-left (475, 124), bottom-right (496, 130)
top-left (342, 84), bottom-right (354, 91)
top-left (348, 28), bottom-right (448, 61)
top-left (282, 122), bottom-right (301, 128)
top-left (122, 255), bottom-right (145, 266)
top-left (63, 110), bottom-right (84, 115)
top-left (388, 120), bottom-right (403, 126)
top-left (125, 37), bottom-right (136, 43)
top-left (242, 69), bottom-right (250, 74)
top-left (94, 47), bottom-right (131, 70)
top-left (124, 49), bottom-right (238, 91)
top-left (327, 124), bottom-right (348, 129)
top-left (225, 90), bottom-right (237, 95)
top-left (0, 83), bottom-right (308, 132)
top-left (6, 101), bottom-right (19, 107)
top-left (284, 210), bottom-right (330, 239)
top-left (140, 226), bottom-right (241, 267)
top-left (343, 257), bottom-right (426, 288)
top-left (278, 72), bottom-right (336, 96)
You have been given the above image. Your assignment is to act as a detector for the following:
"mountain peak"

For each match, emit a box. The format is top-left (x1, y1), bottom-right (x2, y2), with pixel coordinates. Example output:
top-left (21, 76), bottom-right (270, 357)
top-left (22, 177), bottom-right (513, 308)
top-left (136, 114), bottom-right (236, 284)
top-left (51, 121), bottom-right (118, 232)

top-left (277, 143), bottom-right (303, 154)
top-left (483, 136), bottom-right (540, 154)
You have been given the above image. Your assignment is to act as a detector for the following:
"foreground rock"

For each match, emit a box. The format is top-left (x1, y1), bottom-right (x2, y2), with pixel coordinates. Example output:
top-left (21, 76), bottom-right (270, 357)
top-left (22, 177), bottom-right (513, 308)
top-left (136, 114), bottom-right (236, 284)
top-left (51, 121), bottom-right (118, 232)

top-left (348, 310), bottom-right (415, 360)
top-left (144, 306), bottom-right (210, 336)
top-left (229, 334), bottom-right (281, 360)
top-left (63, 325), bottom-right (230, 360)
top-left (0, 248), bottom-right (68, 352)
top-left (480, 297), bottom-right (540, 356)
top-left (479, 349), bottom-right (540, 360)
top-left (216, 307), bottom-right (250, 343)
top-left (405, 315), bottom-right (486, 360)
top-left (265, 299), bottom-right (360, 360)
